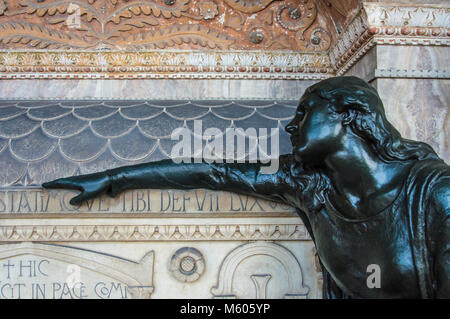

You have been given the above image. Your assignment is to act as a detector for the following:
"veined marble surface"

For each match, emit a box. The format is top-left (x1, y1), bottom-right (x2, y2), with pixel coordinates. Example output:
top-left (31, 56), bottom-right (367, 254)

top-left (0, 79), bottom-right (317, 100)
top-left (376, 46), bottom-right (449, 73)
top-left (375, 78), bottom-right (449, 162)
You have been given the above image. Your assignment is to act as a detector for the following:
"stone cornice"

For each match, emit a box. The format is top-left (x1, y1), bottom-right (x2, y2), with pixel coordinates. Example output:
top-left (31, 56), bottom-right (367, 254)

top-left (332, 3), bottom-right (450, 75)
top-left (0, 3), bottom-right (448, 79)
top-left (0, 0), bottom-right (335, 79)
top-left (363, 3), bottom-right (449, 28)
top-left (0, 50), bottom-right (333, 80)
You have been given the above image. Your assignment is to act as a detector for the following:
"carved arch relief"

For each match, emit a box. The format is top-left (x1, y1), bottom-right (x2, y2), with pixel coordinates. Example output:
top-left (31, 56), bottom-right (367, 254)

top-left (0, 242), bottom-right (154, 299)
top-left (211, 241), bottom-right (310, 299)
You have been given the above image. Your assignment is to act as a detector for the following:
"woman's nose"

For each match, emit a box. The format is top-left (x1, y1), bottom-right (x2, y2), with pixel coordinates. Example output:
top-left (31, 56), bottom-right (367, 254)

top-left (285, 121), bottom-right (298, 134)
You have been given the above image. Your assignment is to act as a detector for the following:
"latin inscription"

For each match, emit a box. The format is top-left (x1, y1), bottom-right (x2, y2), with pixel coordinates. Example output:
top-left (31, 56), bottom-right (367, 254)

top-left (0, 257), bottom-right (130, 299)
top-left (0, 189), bottom-right (294, 214)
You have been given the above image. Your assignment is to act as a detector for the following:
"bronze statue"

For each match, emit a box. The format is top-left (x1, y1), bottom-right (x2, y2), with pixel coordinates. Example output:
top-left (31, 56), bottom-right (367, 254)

top-left (43, 76), bottom-right (449, 299)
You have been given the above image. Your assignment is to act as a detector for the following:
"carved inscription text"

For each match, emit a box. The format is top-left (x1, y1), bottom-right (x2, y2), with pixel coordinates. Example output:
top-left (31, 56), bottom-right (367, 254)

top-left (0, 188), bottom-right (294, 214)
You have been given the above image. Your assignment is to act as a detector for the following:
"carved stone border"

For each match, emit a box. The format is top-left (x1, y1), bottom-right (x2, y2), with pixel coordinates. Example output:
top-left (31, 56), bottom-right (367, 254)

top-left (0, 223), bottom-right (311, 242)
top-left (0, 50), bottom-right (333, 80)
top-left (331, 3), bottom-right (450, 76)
top-left (0, 4), bottom-right (448, 79)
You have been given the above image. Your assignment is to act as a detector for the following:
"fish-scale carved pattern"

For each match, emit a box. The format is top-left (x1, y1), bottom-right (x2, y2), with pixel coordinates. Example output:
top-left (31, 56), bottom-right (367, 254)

top-left (0, 100), bottom-right (296, 186)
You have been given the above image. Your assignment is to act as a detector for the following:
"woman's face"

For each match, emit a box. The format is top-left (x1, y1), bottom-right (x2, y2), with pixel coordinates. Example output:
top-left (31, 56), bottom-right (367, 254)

top-left (285, 92), bottom-right (345, 165)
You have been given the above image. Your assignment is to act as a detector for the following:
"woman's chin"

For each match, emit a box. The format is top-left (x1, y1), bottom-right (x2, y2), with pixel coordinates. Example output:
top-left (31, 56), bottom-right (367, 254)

top-left (294, 149), bottom-right (321, 166)
top-left (294, 150), bottom-right (305, 163)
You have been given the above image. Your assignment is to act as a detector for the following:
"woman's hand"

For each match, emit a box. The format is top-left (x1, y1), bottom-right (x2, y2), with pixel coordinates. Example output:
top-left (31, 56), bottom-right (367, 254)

top-left (42, 172), bottom-right (112, 205)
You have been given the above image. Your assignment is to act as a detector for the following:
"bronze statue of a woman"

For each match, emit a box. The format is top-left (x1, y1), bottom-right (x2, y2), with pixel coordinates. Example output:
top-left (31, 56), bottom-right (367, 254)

top-left (43, 76), bottom-right (450, 298)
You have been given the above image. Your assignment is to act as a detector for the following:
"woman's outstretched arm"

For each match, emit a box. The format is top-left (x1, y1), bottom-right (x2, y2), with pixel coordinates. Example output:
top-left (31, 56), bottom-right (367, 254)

top-left (42, 155), bottom-right (298, 206)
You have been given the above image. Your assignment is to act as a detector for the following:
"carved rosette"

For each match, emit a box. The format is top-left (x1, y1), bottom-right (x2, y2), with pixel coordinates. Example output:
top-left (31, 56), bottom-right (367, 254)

top-left (169, 247), bottom-right (205, 282)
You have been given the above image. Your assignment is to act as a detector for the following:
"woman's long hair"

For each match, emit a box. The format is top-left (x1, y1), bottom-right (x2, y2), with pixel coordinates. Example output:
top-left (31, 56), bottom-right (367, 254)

top-left (294, 76), bottom-right (440, 212)
top-left (309, 76), bottom-right (439, 163)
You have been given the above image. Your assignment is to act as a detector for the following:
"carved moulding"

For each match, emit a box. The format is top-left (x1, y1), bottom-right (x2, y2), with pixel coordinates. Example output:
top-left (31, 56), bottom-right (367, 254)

top-left (0, 0), bottom-right (335, 79)
top-left (0, 242), bottom-right (154, 298)
top-left (330, 3), bottom-right (450, 75)
top-left (0, 50), bottom-right (333, 80)
top-left (0, 223), bottom-right (310, 242)
top-left (211, 242), bottom-right (310, 299)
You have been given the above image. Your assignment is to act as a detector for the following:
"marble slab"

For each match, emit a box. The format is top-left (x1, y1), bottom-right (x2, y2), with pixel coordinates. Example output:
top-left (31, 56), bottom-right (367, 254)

top-left (0, 240), bottom-right (321, 299)
top-left (0, 79), bottom-right (318, 100)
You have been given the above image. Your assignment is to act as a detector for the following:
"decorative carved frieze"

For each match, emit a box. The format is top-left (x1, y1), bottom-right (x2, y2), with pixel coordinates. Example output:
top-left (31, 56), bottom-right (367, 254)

top-left (0, 0), bottom-right (331, 51)
top-left (0, 223), bottom-right (310, 241)
top-left (0, 3), bottom-right (446, 84)
top-left (0, 50), bottom-right (333, 79)
top-left (364, 3), bottom-right (449, 29)
top-left (2, 2), bottom-right (446, 78)
top-left (0, 0), bottom-right (340, 78)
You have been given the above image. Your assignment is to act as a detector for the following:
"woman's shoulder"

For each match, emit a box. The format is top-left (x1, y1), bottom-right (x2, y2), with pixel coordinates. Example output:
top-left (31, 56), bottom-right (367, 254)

top-left (429, 175), bottom-right (450, 218)
top-left (406, 159), bottom-right (450, 228)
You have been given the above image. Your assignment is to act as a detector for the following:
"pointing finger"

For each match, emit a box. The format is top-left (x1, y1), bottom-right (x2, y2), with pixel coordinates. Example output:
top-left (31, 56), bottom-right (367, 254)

top-left (69, 188), bottom-right (102, 205)
top-left (42, 178), bottom-right (82, 190)
top-left (69, 192), bottom-right (90, 205)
